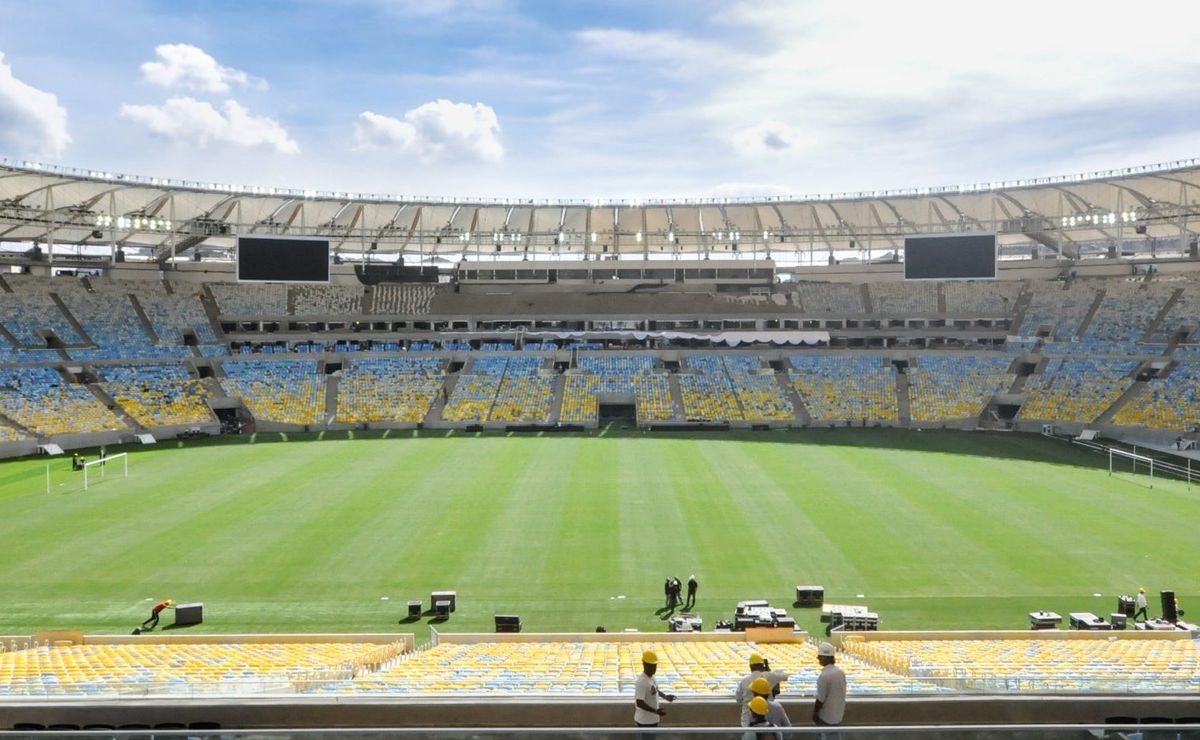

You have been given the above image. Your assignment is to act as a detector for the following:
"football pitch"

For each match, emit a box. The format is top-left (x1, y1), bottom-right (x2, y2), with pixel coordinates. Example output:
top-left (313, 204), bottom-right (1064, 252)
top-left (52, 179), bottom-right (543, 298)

top-left (0, 428), bottom-right (1194, 638)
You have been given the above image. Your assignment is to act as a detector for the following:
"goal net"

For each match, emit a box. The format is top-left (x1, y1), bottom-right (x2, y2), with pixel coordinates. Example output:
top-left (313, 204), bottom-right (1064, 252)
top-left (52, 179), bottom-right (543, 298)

top-left (44, 452), bottom-right (129, 495)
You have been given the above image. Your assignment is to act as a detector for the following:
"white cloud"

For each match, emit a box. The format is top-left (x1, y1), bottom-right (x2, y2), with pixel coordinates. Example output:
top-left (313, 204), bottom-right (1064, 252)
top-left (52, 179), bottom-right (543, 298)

top-left (119, 97), bottom-right (298, 154)
top-left (140, 44), bottom-right (264, 94)
top-left (0, 52), bottom-right (70, 158)
top-left (354, 100), bottom-right (503, 163)
top-left (732, 120), bottom-right (809, 157)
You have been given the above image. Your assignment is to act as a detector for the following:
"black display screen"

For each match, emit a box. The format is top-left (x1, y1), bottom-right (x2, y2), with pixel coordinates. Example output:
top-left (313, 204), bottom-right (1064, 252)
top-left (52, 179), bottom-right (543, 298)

top-left (237, 237), bottom-right (330, 283)
top-left (904, 234), bottom-right (996, 280)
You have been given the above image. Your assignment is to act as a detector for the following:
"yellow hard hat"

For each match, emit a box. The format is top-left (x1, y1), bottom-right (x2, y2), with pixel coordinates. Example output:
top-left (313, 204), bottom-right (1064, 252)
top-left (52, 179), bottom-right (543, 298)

top-left (1139, 588), bottom-right (1146, 593)
top-left (641, 650), bottom-right (658, 665)
top-left (749, 696), bottom-right (769, 716)
top-left (748, 652), bottom-right (765, 665)
top-left (750, 677), bottom-right (772, 695)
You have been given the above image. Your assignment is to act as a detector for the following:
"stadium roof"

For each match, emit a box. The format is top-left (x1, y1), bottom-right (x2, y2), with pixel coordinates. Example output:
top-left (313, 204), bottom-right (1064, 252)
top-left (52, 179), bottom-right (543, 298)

top-left (1, 156), bottom-right (1198, 262)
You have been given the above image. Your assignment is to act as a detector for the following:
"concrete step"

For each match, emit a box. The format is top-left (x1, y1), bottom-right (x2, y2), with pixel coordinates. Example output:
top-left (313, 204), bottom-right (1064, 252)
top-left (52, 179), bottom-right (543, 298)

top-left (1096, 379), bottom-right (1147, 424)
top-left (1073, 289), bottom-right (1107, 340)
top-left (127, 294), bottom-right (161, 344)
top-left (87, 383), bottom-right (144, 433)
top-left (776, 372), bottom-right (812, 424)
top-left (895, 368), bottom-right (912, 425)
top-left (48, 292), bottom-right (93, 346)
top-left (323, 375), bottom-right (339, 426)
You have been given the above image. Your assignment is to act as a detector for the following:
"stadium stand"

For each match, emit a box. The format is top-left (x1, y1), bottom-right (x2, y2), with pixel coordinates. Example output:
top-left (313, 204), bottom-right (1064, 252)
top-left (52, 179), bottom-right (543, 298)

top-left (793, 282), bottom-right (865, 313)
top-left (101, 364), bottom-right (217, 428)
top-left (908, 356), bottom-right (1013, 422)
top-left (344, 640), bottom-right (921, 697)
top-left (370, 283), bottom-right (439, 314)
top-left (721, 355), bottom-right (794, 421)
top-left (1018, 282), bottom-right (1100, 339)
top-left (1112, 362), bottom-right (1200, 430)
top-left (838, 635), bottom-right (1200, 693)
top-left (138, 281), bottom-right (222, 345)
top-left (442, 357), bottom-right (510, 422)
top-left (870, 281), bottom-right (938, 315)
top-left (789, 356), bottom-right (898, 422)
top-left (220, 360), bottom-right (325, 425)
top-left (291, 284), bottom-right (363, 315)
top-left (560, 356), bottom-right (673, 423)
top-left (210, 282), bottom-right (288, 315)
top-left (1155, 278), bottom-right (1200, 344)
top-left (0, 276), bottom-right (85, 346)
top-left (1018, 358), bottom-right (1138, 423)
top-left (336, 357), bottom-right (444, 424)
top-left (0, 641), bottom-right (403, 697)
top-left (0, 367), bottom-right (126, 436)
top-left (59, 284), bottom-right (191, 361)
top-left (941, 280), bottom-right (1024, 316)
top-left (487, 357), bottom-right (553, 422)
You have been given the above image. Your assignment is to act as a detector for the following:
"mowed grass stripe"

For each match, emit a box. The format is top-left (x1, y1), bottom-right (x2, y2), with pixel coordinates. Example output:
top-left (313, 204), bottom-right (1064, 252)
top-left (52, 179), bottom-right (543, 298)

top-left (0, 430), bottom-right (1195, 635)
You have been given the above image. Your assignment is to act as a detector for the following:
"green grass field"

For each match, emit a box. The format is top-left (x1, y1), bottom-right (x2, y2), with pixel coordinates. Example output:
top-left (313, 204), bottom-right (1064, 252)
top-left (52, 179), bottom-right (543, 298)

top-left (0, 428), bottom-right (1194, 639)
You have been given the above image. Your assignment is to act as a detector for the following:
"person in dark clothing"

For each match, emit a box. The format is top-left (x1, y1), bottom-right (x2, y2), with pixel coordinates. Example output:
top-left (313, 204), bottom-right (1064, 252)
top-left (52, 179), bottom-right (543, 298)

top-left (141, 599), bottom-right (174, 630)
top-left (686, 575), bottom-right (698, 610)
top-left (663, 578), bottom-right (673, 609)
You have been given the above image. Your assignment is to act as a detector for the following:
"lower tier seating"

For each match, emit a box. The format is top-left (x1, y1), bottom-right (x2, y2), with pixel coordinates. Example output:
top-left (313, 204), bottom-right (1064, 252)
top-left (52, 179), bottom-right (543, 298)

top-left (0, 367), bottom-right (126, 437)
top-left (908, 356), bottom-right (1013, 422)
top-left (789, 356), bottom-right (898, 422)
top-left (220, 360), bottom-right (325, 426)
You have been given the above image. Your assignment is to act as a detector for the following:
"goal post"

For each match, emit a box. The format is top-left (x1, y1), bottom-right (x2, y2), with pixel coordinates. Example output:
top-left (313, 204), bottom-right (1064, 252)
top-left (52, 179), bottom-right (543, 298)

top-left (82, 452), bottom-right (129, 492)
top-left (1109, 447), bottom-right (1155, 489)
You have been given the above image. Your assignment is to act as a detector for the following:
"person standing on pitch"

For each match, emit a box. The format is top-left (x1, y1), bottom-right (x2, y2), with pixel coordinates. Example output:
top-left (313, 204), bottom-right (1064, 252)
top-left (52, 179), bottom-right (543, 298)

top-left (813, 642), bottom-right (846, 728)
top-left (141, 599), bottom-right (174, 631)
top-left (736, 652), bottom-right (790, 708)
top-left (634, 650), bottom-right (675, 734)
top-left (685, 574), bottom-right (698, 610)
top-left (663, 578), bottom-right (673, 609)
top-left (1134, 588), bottom-right (1149, 622)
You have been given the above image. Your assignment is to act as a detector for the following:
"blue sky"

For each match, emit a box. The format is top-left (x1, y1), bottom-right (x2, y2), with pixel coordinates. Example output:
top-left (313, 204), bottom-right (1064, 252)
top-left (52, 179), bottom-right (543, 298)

top-left (1, 0), bottom-right (1199, 199)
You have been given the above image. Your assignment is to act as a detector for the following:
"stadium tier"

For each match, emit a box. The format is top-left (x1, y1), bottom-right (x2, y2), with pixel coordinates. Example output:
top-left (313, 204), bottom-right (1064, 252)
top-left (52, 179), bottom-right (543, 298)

top-left (908, 356), bottom-right (1014, 423)
top-left (1, 272), bottom-right (1200, 444)
top-left (789, 356), bottom-right (898, 423)
top-left (2, 633), bottom-right (1195, 699)
top-left (838, 635), bottom-right (1200, 693)
top-left (220, 360), bottom-right (326, 426)
top-left (1113, 362), bottom-right (1200, 429)
top-left (335, 357), bottom-right (445, 424)
top-left (101, 364), bottom-right (218, 428)
top-left (0, 366), bottom-right (126, 436)
top-left (0, 640), bottom-right (403, 697)
top-left (1018, 359), bottom-right (1139, 423)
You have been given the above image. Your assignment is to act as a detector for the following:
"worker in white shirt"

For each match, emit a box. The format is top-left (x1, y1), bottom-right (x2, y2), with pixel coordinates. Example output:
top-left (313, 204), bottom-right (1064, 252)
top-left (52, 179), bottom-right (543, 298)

top-left (1134, 588), bottom-right (1148, 622)
top-left (735, 652), bottom-right (790, 707)
top-left (634, 650), bottom-right (675, 734)
top-left (740, 675), bottom-right (791, 728)
top-left (813, 642), bottom-right (847, 727)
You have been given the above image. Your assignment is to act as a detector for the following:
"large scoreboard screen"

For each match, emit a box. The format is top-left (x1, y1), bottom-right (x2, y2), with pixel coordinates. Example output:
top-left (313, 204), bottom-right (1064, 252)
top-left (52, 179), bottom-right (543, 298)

top-left (237, 237), bottom-right (330, 283)
top-left (904, 234), bottom-right (996, 280)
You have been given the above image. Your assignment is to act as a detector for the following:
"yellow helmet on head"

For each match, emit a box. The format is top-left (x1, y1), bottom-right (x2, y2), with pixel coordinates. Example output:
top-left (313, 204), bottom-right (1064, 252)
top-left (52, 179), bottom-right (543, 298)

top-left (750, 676), bottom-right (772, 696)
top-left (749, 696), bottom-right (769, 716)
top-left (748, 652), bottom-right (765, 666)
top-left (641, 650), bottom-right (658, 665)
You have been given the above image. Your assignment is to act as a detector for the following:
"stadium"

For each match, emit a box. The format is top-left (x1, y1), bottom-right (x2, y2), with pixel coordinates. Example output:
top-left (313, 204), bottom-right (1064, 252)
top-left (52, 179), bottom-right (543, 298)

top-left (2, 5), bottom-right (1200, 737)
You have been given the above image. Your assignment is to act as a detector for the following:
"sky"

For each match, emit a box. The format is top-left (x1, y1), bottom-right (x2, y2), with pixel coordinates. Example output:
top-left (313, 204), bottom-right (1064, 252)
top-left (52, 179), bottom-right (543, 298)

top-left (1, 0), bottom-right (1199, 200)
